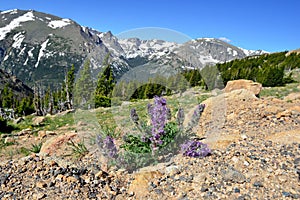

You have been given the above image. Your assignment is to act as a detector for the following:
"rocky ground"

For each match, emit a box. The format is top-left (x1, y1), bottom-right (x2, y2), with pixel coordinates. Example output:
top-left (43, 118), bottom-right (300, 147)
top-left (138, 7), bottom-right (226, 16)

top-left (0, 81), bottom-right (300, 199)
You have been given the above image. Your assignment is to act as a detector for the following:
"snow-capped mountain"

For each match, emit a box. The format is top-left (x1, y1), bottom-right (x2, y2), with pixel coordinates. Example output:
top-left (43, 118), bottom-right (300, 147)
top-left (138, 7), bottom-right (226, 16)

top-left (0, 9), bottom-right (267, 87)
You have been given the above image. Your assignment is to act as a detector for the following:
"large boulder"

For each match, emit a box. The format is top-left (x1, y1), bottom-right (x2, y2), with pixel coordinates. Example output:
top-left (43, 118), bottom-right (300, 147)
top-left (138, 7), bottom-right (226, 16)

top-left (224, 79), bottom-right (262, 96)
top-left (39, 131), bottom-right (78, 156)
top-left (196, 89), bottom-right (260, 150)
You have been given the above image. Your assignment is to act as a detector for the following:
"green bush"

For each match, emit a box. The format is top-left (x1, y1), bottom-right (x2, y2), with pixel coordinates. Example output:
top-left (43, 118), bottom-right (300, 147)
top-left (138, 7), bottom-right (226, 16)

top-left (95, 95), bottom-right (111, 108)
top-left (0, 117), bottom-right (14, 133)
top-left (0, 117), bottom-right (7, 128)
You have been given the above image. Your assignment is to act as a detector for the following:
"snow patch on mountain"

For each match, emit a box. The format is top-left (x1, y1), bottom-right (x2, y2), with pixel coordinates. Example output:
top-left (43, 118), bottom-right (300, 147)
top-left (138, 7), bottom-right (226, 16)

top-left (3, 54), bottom-right (9, 62)
top-left (239, 47), bottom-right (268, 57)
top-left (0, 9), bottom-right (18, 15)
top-left (28, 47), bottom-right (35, 58)
top-left (119, 38), bottom-right (178, 59)
top-left (48, 18), bottom-right (71, 29)
top-left (0, 11), bottom-right (35, 40)
top-left (35, 39), bottom-right (49, 68)
top-left (199, 55), bottom-right (220, 65)
top-left (12, 32), bottom-right (25, 48)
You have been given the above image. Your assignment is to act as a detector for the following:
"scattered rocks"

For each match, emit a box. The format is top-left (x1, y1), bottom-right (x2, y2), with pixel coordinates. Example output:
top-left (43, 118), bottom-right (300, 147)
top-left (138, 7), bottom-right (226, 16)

top-left (0, 82), bottom-right (299, 199)
top-left (128, 171), bottom-right (162, 199)
top-left (16, 128), bottom-right (32, 136)
top-left (4, 137), bottom-right (15, 144)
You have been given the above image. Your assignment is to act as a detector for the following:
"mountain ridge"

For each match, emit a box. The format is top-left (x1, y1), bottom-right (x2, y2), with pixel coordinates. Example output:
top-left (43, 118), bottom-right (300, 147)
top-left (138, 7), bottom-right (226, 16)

top-left (0, 9), bottom-right (267, 88)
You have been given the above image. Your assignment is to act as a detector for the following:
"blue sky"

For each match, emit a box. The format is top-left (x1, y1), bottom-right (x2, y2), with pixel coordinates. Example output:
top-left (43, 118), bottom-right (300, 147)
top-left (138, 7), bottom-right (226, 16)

top-left (1, 0), bottom-right (299, 52)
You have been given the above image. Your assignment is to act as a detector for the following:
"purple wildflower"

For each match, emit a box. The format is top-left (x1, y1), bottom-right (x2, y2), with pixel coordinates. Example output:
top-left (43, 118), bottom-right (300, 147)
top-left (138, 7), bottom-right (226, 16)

top-left (97, 135), bottom-right (118, 158)
top-left (149, 96), bottom-right (168, 152)
top-left (181, 140), bottom-right (211, 158)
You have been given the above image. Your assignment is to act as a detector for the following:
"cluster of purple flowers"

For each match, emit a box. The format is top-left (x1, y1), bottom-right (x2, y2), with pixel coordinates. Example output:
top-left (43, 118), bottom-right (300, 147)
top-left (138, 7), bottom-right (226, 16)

top-left (181, 140), bottom-right (211, 158)
top-left (128, 96), bottom-right (210, 158)
top-left (147, 96), bottom-right (168, 152)
top-left (96, 134), bottom-right (118, 158)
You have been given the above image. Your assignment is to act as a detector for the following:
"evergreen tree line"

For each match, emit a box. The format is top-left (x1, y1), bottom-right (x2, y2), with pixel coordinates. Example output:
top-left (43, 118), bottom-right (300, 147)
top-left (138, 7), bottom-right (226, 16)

top-left (217, 52), bottom-right (300, 87)
top-left (0, 84), bottom-right (34, 117)
top-left (33, 64), bottom-right (76, 116)
top-left (2, 51), bottom-right (300, 116)
top-left (74, 55), bottom-right (205, 108)
top-left (111, 68), bottom-right (207, 101)
top-left (0, 64), bottom-right (76, 117)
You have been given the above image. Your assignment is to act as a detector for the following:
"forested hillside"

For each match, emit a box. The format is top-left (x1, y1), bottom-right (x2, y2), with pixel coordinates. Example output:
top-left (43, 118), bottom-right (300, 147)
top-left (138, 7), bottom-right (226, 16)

top-left (216, 51), bottom-right (300, 87)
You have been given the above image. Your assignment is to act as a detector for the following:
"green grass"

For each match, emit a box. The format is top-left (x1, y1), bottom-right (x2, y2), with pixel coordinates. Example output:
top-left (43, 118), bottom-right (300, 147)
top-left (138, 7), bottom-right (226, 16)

top-left (260, 83), bottom-right (300, 99)
top-left (43, 113), bottom-right (75, 131)
top-left (0, 138), bottom-right (15, 152)
top-left (9, 113), bottom-right (75, 137)
top-left (67, 139), bottom-right (88, 158)
top-left (90, 90), bottom-right (211, 139)
top-left (19, 147), bottom-right (31, 156)
top-left (30, 142), bottom-right (43, 153)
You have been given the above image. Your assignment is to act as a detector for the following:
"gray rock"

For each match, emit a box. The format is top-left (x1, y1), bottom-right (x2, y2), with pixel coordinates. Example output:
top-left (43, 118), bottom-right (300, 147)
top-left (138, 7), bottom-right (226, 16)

top-left (221, 168), bottom-right (246, 183)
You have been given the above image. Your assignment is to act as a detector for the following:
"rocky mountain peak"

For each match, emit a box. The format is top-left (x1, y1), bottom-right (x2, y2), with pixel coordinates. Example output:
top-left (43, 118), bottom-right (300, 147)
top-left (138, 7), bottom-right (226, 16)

top-left (0, 9), bottom-right (267, 88)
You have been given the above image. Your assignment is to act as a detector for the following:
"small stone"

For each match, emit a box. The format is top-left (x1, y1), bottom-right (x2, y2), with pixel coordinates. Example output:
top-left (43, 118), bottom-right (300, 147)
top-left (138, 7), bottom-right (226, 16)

top-left (221, 168), bottom-right (246, 183)
top-left (253, 181), bottom-right (263, 188)
top-left (33, 192), bottom-right (46, 199)
top-left (154, 189), bottom-right (163, 195)
top-left (49, 160), bottom-right (58, 167)
top-left (294, 157), bottom-right (300, 166)
top-left (282, 191), bottom-right (291, 197)
top-left (36, 181), bottom-right (47, 188)
top-left (201, 185), bottom-right (209, 192)
top-left (128, 192), bottom-right (134, 197)
top-left (231, 156), bottom-right (239, 163)
top-left (38, 130), bottom-right (47, 139)
top-left (55, 174), bottom-right (66, 181)
top-left (4, 137), bottom-right (15, 144)
top-left (67, 176), bottom-right (78, 183)
top-left (244, 161), bottom-right (250, 166)
top-left (241, 134), bottom-right (248, 140)
top-left (165, 165), bottom-right (180, 176)
top-left (233, 187), bottom-right (240, 193)
top-left (95, 170), bottom-right (108, 179)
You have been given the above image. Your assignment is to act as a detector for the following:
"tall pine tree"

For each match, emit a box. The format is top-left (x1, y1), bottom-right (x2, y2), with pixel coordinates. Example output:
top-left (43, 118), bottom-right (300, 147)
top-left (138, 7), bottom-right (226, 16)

top-left (66, 64), bottom-right (75, 109)
top-left (94, 53), bottom-right (115, 107)
top-left (74, 59), bottom-right (94, 109)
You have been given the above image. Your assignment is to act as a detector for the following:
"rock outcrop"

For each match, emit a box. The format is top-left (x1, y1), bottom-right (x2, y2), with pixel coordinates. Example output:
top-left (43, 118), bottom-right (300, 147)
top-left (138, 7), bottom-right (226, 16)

top-left (224, 79), bottom-right (262, 96)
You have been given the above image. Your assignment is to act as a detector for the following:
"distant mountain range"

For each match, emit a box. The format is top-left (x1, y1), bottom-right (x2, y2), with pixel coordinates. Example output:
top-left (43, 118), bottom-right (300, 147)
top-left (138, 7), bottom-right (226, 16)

top-left (0, 9), bottom-right (267, 88)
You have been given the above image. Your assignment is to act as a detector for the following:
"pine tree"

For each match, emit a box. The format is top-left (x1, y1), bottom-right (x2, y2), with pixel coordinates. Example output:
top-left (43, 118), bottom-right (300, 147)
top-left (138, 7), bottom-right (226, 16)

top-left (74, 59), bottom-right (94, 109)
top-left (94, 53), bottom-right (115, 107)
top-left (66, 64), bottom-right (75, 109)
top-left (2, 84), bottom-right (13, 108)
top-left (33, 85), bottom-right (43, 116)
